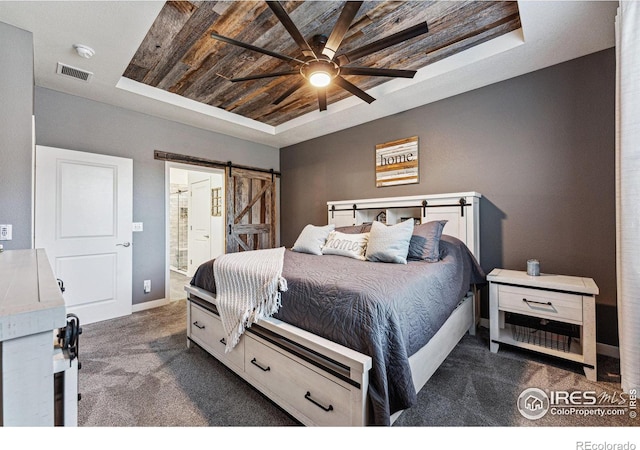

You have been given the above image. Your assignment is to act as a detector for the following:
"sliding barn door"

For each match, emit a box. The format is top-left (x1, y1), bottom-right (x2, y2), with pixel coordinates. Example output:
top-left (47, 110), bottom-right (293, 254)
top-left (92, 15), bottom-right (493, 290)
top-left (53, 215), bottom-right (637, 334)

top-left (226, 167), bottom-right (276, 253)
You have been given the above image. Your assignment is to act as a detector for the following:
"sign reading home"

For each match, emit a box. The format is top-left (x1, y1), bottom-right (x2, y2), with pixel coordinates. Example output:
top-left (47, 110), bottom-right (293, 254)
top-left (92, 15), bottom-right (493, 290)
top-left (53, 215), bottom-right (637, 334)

top-left (375, 136), bottom-right (419, 187)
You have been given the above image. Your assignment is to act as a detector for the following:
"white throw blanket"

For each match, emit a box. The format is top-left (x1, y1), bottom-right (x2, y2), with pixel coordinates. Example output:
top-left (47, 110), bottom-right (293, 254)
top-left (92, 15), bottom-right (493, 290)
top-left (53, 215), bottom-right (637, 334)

top-left (213, 247), bottom-right (288, 352)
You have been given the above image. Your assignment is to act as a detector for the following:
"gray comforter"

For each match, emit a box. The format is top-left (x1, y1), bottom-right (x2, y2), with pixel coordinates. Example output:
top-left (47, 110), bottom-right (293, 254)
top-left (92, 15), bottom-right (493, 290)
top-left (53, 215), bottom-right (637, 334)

top-left (191, 235), bottom-right (485, 425)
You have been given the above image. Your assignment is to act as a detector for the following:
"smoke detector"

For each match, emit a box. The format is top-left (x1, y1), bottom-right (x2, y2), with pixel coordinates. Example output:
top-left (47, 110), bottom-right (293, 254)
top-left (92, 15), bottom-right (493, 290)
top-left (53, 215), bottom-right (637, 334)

top-left (73, 44), bottom-right (95, 59)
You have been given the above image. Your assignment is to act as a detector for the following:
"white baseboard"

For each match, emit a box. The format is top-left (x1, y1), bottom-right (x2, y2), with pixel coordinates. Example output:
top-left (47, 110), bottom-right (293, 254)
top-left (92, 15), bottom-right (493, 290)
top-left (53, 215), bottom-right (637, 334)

top-left (132, 297), bottom-right (169, 313)
top-left (477, 318), bottom-right (619, 359)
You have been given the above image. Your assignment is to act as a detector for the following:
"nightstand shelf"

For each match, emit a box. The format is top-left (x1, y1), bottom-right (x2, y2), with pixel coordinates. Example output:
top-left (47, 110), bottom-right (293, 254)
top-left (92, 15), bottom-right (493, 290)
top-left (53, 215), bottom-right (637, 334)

top-left (487, 269), bottom-right (599, 381)
top-left (493, 320), bottom-right (584, 363)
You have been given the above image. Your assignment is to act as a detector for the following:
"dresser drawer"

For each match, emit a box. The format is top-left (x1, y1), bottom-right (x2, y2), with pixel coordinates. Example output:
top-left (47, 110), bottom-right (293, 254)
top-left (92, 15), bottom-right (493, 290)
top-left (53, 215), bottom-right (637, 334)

top-left (189, 302), bottom-right (244, 371)
top-left (498, 284), bottom-right (583, 324)
top-left (244, 334), bottom-right (351, 426)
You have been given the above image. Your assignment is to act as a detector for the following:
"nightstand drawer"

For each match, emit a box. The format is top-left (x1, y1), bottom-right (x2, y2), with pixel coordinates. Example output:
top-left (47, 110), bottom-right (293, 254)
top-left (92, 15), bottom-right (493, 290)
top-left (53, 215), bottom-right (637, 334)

top-left (498, 284), bottom-right (583, 324)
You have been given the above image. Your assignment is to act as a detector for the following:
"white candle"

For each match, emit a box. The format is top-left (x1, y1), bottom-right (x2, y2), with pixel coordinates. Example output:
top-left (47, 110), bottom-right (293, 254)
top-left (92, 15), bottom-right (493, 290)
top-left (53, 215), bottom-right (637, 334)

top-left (527, 259), bottom-right (540, 276)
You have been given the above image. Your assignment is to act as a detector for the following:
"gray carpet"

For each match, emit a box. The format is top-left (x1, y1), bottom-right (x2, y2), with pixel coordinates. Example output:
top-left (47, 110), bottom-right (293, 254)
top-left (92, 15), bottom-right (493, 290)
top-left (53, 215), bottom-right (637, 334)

top-left (77, 300), bottom-right (636, 427)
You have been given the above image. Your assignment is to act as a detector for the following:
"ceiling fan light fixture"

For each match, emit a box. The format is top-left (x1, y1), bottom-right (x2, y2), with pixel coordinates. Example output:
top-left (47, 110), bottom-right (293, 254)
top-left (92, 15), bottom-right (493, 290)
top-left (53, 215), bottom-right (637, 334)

top-left (208, 2), bottom-right (430, 112)
top-left (301, 60), bottom-right (339, 88)
top-left (309, 71), bottom-right (332, 87)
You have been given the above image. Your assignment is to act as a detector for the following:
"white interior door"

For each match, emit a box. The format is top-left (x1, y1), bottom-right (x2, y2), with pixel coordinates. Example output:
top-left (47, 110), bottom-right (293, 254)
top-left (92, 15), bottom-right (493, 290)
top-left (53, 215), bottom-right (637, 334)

top-left (187, 177), bottom-right (211, 276)
top-left (35, 146), bottom-right (133, 325)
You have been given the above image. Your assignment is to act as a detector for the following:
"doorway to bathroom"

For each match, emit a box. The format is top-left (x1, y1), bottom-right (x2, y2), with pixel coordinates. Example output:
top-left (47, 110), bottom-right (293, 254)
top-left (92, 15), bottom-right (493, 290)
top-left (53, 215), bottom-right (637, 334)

top-left (167, 164), bottom-right (225, 302)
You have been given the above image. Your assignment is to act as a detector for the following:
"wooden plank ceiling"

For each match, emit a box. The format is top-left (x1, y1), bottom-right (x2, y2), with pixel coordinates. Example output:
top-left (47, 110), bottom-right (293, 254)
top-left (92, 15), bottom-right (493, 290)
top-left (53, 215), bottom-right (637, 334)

top-left (124, 1), bottom-right (521, 127)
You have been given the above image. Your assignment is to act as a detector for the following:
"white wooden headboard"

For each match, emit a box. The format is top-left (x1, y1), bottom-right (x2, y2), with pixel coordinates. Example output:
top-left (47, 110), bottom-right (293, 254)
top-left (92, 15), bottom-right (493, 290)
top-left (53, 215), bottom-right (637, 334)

top-left (327, 192), bottom-right (481, 261)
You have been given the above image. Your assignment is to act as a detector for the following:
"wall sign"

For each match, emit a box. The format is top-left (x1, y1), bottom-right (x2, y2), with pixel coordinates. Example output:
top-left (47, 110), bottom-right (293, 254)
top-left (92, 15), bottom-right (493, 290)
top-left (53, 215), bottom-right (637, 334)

top-left (375, 136), bottom-right (419, 187)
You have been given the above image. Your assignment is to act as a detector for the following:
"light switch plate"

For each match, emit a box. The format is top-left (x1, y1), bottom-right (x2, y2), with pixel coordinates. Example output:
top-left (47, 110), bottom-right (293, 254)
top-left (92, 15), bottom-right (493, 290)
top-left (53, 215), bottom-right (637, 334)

top-left (132, 222), bottom-right (143, 232)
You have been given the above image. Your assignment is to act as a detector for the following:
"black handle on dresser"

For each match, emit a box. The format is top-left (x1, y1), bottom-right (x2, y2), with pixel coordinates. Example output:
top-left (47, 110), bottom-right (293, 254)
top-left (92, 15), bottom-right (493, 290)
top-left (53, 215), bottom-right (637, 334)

top-left (522, 298), bottom-right (552, 306)
top-left (304, 391), bottom-right (334, 412)
top-left (250, 358), bottom-right (271, 372)
top-left (193, 321), bottom-right (205, 330)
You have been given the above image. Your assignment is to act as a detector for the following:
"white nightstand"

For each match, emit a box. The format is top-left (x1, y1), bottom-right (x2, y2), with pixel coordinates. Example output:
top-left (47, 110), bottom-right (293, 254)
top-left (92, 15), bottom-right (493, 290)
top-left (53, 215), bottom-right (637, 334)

top-left (487, 268), bottom-right (599, 381)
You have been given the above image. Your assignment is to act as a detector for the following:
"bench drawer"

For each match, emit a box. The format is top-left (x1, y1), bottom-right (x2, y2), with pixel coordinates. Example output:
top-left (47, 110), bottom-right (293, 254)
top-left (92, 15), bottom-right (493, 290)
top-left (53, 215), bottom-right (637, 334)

top-left (189, 302), bottom-right (244, 371)
top-left (244, 334), bottom-right (351, 426)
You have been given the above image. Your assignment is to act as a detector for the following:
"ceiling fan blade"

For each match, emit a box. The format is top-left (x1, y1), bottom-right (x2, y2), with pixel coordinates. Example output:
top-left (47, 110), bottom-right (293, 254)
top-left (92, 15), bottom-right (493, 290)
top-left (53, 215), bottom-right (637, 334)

top-left (266, 1), bottom-right (316, 58)
top-left (336, 22), bottom-right (429, 65)
top-left (229, 70), bottom-right (299, 82)
top-left (318, 87), bottom-right (327, 111)
top-left (333, 76), bottom-right (375, 104)
top-left (322, 1), bottom-right (363, 60)
top-left (211, 32), bottom-right (304, 65)
top-left (273, 79), bottom-right (307, 105)
top-left (340, 67), bottom-right (417, 78)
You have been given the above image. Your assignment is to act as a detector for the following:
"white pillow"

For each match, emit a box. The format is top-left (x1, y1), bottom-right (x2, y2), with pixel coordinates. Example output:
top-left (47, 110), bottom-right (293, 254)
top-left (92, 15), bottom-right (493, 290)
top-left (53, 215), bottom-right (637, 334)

top-left (365, 219), bottom-right (414, 264)
top-left (291, 224), bottom-right (335, 255)
top-left (321, 231), bottom-right (369, 260)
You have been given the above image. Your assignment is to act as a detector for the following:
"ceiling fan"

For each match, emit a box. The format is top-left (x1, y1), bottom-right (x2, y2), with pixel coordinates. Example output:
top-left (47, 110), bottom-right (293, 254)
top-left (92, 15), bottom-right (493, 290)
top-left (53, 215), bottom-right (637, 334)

top-left (212, 1), bottom-right (429, 112)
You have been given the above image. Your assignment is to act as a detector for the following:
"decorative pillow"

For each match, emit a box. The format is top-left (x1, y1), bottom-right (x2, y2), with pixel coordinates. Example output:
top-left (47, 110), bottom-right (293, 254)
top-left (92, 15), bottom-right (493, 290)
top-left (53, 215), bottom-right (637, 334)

top-left (365, 219), bottom-right (414, 264)
top-left (407, 220), bottom-right (448, 262)
top-left (291, 224), bottom-right (335, 255)
top-left (335, 223), bottom-right (372, 234)
top-left (321, 231), bottom-right (369, 260)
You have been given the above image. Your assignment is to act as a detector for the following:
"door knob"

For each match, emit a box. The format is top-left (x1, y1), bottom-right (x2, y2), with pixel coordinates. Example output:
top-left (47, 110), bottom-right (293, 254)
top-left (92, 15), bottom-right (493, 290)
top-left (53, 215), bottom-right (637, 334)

top-left (116, 242), bottom-right (131, 247)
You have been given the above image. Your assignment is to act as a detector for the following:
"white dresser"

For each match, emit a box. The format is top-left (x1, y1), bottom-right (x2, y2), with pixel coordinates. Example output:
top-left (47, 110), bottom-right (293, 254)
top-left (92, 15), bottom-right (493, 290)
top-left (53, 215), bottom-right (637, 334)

top-left (0, 249), bottom-right (71, 426)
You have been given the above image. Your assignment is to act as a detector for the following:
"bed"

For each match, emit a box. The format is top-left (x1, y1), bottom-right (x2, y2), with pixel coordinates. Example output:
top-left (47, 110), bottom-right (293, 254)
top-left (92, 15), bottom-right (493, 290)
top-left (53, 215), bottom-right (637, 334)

top-left (184, 192), bottom-right (484, 426)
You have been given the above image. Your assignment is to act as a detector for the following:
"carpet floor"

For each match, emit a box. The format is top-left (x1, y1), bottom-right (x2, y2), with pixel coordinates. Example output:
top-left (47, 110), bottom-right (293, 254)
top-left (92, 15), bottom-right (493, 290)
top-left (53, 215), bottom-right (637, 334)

top-left (77, 299), bottom-right (636, 428)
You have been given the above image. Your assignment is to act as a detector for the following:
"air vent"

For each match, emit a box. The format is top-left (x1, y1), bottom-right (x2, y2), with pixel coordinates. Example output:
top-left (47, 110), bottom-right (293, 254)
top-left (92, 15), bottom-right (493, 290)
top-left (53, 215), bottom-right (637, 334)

top-left (56, 62), bottom-right (93, 82)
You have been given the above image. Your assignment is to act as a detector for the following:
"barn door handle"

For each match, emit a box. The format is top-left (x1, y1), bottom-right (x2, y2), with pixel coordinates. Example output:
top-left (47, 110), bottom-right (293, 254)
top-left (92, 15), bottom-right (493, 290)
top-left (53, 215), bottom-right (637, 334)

top-left (116, 242), bottom-right (131, 247)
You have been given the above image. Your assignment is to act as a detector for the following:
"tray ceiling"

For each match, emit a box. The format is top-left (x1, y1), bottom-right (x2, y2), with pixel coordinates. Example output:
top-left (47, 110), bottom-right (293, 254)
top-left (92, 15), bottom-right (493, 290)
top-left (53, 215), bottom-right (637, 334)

top-left (124, 1), bottom-right (521, 127)
top-left (0, 1), bottom-right (617, 147)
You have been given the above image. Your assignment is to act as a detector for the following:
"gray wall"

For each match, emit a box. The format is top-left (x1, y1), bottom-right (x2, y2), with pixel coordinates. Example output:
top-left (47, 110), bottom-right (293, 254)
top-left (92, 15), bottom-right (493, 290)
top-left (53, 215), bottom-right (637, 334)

top-left (0, 22), bottom-right (34, 250)
top-left (34, 87), bottom-right (279, 305)
top-left (280, 49), bottom-right (617, 346)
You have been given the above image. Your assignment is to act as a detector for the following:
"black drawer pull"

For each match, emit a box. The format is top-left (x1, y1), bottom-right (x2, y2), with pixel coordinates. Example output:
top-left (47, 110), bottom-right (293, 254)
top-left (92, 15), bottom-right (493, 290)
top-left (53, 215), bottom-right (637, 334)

top-left (220, 338), bottom-right (226, 345)
top-left (193, 321), bottom-right (205, 329)
top-left (304, 391), bottom-right (334, 412)
top-left (523, 298), bottom-right (552, 306)
top-left (250, 358), bottom-right (270, 372)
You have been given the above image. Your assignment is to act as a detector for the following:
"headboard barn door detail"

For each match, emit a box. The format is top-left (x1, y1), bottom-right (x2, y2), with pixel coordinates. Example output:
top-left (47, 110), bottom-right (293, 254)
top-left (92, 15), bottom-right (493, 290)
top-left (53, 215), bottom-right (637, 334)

top-left (327, 192), bottom-right (481, 261)
top-left (226, 167), bottom-right (276, 253)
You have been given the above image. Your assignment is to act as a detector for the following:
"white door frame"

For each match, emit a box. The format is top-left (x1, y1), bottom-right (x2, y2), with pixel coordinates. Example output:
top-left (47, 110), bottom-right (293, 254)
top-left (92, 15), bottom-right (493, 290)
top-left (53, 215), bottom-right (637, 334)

top-left (164, 162), bottom-right (225, 302)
